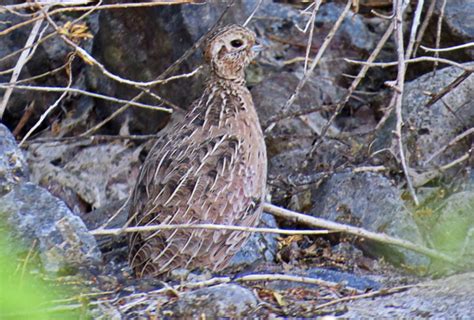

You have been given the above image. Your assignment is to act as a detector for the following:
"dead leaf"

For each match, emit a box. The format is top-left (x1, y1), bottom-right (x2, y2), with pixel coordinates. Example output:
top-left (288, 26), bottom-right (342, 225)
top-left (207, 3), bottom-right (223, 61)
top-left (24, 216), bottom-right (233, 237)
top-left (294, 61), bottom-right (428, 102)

top-left (273, 291), bottom-right (288, 307)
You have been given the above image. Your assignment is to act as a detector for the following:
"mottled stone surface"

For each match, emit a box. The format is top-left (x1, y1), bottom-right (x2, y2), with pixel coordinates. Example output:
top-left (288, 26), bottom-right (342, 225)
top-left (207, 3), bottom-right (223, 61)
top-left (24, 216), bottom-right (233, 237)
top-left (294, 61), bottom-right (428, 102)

top-left (162, 284), bottom-right (257, 318)
top-left (0, 183), bottom-right (102, 274)
top-left (310, 171), bottom-right (428, 267)
top-left (437, 0), bottom-right (474, 59)
top-left (344, 272), bottom-right (474, 318)
top-left (0, 8), bottom-right (98, 120)
top-left (0, 124), bottom-right (28, 196)
top-left (229, 213), bottom-right (278, 269)
top-left (374, 64), bottom-right (474, 171)
top-left (28, 142), bottom-right (142, 212)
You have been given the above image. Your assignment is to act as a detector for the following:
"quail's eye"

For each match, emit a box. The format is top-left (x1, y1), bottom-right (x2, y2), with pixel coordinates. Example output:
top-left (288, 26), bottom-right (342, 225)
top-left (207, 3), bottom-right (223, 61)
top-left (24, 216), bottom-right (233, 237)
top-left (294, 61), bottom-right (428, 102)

top-left (230, 39), bottom-right (244, 48)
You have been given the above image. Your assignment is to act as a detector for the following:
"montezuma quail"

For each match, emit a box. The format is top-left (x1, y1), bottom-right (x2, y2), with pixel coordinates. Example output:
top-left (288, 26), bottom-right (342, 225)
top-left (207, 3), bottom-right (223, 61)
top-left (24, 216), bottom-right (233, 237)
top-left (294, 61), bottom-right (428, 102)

top-left (128, 25), bottom-right (267, 278)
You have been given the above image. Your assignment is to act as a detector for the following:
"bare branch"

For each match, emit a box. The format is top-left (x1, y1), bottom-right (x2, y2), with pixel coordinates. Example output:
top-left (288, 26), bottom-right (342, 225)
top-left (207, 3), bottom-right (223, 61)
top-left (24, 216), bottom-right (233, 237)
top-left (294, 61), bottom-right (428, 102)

top-left (19, 54), bottom-right (73, 146)
top-left (424, 128), bottom-right (474, 165)
top-left (309, 19), bottom-right (396, 155)
top-left (345, 56), bottom-right (474, 72)
top-left (280, 0), bottom-right (352, 116)
top-left (314, 285), bottom-right (418, 311)
top-left (263, 202), bottom-right (458, 264)
top-left (421, 42), bottom-right (474, 53)
top-left (243, 0), bottom-right (263, 27)
top-left (433, 0), bottom-right (448, 71)
top-left (89, 223), bottom-right (331, 237)
top-left (413, 0), bottom-right (436, 56)
top-left (405, 0), bottom-right (424, 60)
top-left (0, 10), bottom-right (47, 119)
top-left (393, 0), bottom-right (419, 205)
top-left (0, 84), bottom-right (172, 112)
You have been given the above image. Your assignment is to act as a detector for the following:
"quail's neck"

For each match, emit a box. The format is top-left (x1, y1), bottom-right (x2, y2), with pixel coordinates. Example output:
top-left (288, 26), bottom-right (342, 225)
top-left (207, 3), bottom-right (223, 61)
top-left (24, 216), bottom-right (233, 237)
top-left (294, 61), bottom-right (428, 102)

top-left (209, 74), bottom-right (246, 89)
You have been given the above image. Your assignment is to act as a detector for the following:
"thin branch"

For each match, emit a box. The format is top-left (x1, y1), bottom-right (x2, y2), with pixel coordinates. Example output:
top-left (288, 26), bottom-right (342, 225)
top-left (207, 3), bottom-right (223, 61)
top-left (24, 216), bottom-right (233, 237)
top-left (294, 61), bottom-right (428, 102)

top-left (309, 19), bottom-right (396, 155)
top-left (243, 0), bottom-right (263, 27)
top-left (280, 0), bottom-right (352, 116)
top-left (12, 102), bottom-right (35, 136)
top-left (393, 0), bottom-right (419, 205)
top-left (263, 202), bottom-right (458, 264)
top-left (433, 0), bottom-right (447, 71)
top-left (44, 13), bottom-right (203, 88)
top-left (0, 10), bottom-right (47, 119)
top-left (421, 42), bottom-right (474, 53)
top-left (19, 55), bottom-right (73, 146)
top-left (344, 56), bottom-right (474, 72)
top-left (405, 0), bottom-right (424, 60)
top-left (235, 273), bottom-right (362, 293)
top-left (24, 133), bottom-right (159, 145)
top-left (314, 284), bottom-right (419, 311)
top-left (175, 273), bottom-right (362, 293)
top-left (1, 59), bottom-right (68, 83)
top-left (0, 2), bottom-right (208, 37)
top-left (89, 223), bottom-right (331, 237)
top-left (425, 70), bottom-right (473, 108)
top-left (0, 84), bottom-right (172, 112)
top-left (302, 1), bottom-right (322, 72)
top-left (0, 0), bottom-right (100, 65)
top-left (1, 0), bottom-right (93, 12)
top-left (352, 165), bottom-right (388, 173)
top-left (413, 0), bottom-right (436, 56)
top-left (1, 0), bottom-right (198, 12)
top-left (438, 152), bottom-right (470, 171)
top-left (424, 128), bottom-right (474, 165)
top-left (412, 151), bottom-right (471, 187)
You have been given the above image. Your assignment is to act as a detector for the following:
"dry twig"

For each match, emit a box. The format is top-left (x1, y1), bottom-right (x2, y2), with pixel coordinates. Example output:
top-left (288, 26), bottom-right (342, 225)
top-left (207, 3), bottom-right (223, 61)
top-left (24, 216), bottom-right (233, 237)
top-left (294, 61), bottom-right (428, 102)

top-left (310, 19), bottom-right (395, 154)
top-left (424, 128), bottom-right (474, 165)
top-left (392, 0), bottom-right (418, 205)
top-left (421, 42), bottom-right (474, 53)
top-left (280, 0), bottom-right (352, 116)
top-left (313, 284), bottom-right (419, 311)
top-left (263, 202), bottom-right (458, 264)
top-left (0, 9), bottom-right (47, 119)
top-left (90, 223), bottom-right (330, 237)
top-left (19, 54), bottom-right (74, 146)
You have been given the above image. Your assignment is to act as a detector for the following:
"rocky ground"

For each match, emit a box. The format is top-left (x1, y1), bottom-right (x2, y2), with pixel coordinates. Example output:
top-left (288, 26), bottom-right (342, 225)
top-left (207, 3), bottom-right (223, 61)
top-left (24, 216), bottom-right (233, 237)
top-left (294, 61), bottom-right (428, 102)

top-left (0, 0), bottom-right (473, 318)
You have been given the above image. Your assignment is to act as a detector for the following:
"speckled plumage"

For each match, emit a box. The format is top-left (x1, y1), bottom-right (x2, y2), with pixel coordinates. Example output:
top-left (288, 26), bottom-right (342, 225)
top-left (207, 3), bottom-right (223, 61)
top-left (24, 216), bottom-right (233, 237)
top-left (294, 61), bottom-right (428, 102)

top-left (128, 25), bottom-right (267, 278)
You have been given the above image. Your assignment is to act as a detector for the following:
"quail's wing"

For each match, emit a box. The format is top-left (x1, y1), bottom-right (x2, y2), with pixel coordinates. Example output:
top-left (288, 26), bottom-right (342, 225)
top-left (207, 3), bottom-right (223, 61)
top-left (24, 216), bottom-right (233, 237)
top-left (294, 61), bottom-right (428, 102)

top-left (128, 131), bottom-right (263, 273)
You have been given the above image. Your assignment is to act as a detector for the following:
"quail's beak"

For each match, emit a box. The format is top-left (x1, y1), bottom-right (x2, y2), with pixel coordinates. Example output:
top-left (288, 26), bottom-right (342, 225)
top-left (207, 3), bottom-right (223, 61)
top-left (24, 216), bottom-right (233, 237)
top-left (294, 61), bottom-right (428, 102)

top-left (251, 43), bottom-right (265, 53)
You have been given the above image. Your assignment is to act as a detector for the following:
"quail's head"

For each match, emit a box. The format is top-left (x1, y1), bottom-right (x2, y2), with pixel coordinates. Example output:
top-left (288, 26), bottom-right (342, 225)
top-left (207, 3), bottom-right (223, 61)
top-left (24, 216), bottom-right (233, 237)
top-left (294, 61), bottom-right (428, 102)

top-left (204, 25), bottom-right (258, 80)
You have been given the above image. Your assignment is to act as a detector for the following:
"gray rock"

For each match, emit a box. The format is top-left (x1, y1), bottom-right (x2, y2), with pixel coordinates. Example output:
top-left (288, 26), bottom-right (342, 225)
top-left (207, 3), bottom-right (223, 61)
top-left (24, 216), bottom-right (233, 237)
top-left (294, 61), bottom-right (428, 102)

top-left (0, 183), bottom-right (102, 274)
top-left (229, 213), bottom-right (278, 269)
top-left (373, 64), bottom-right (474, 179)
top-left (343, 272), bottom-right (474, 318)
top-left (28, 142), bottom-right (142, 212)
top-left (310, 171), bottom-right (429, 267)
top-left (162, 284), bottom-right (257, 318)
top-left (0, 9), bottom-right (98, 120)
top-left (437, 0), bottom-right (474, 59)
top-left (252, 72), bottom-right (348, 188)
top-left (404, 65), bottom-right (473, 166)
top-left (253, 72), bottom-right (342, 153)
top-left (0, 124), bottom-right (28, 196)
